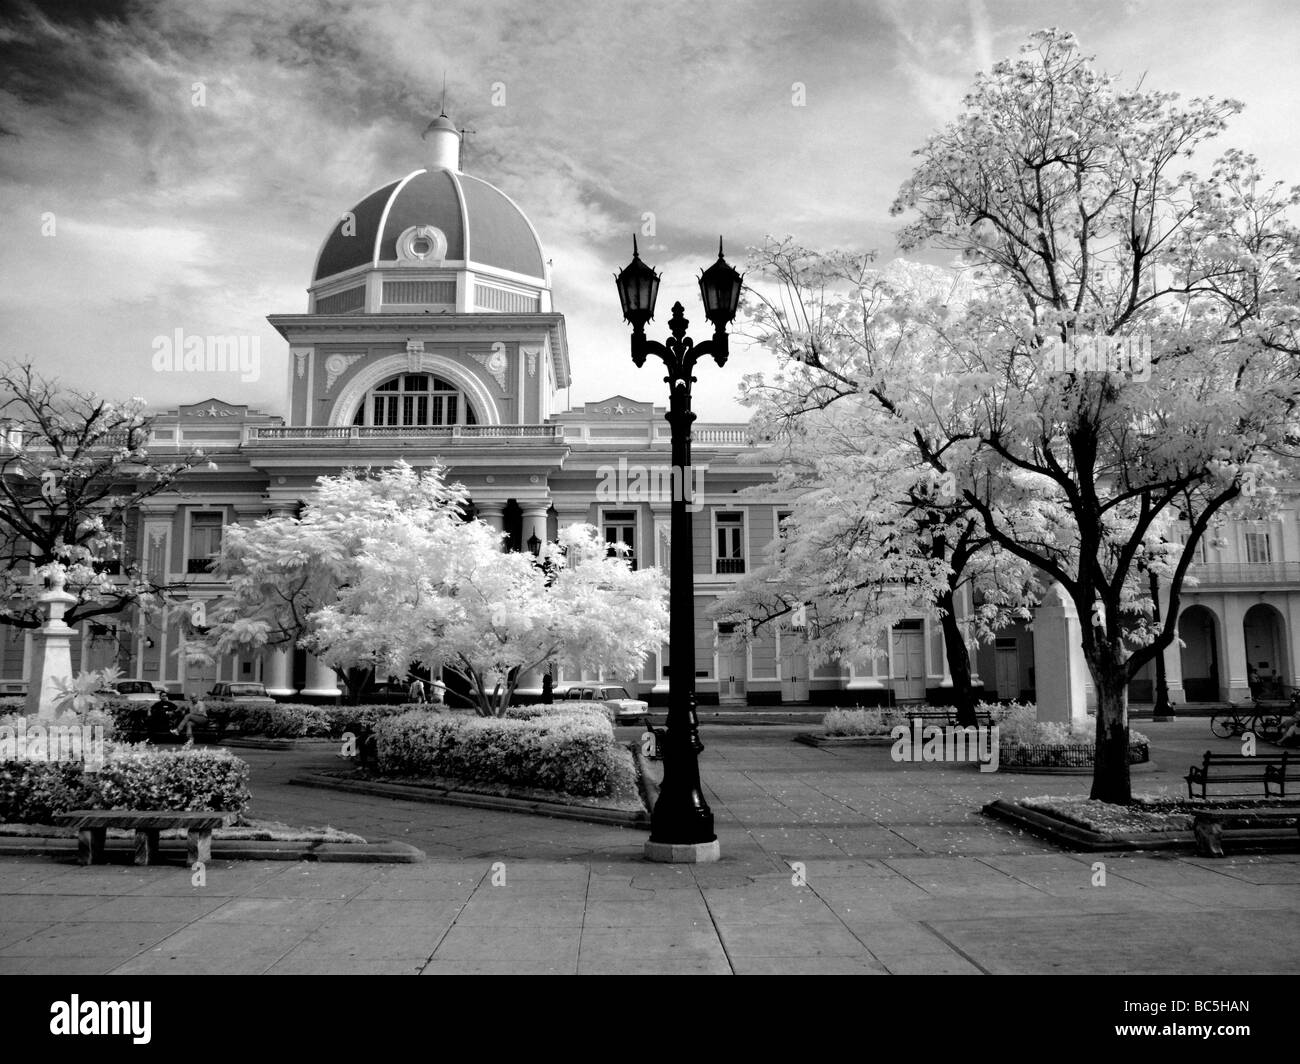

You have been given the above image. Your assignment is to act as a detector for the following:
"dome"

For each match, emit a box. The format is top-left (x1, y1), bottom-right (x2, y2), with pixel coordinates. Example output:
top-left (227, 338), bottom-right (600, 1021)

top-left (313, 167), bottom-right (548, 284)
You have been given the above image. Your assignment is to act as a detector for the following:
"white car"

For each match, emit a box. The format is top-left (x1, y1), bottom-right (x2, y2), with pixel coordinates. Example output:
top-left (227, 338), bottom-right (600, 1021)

top-left (558, 684), bottom-right (648, 725)
top-left (101, 680), bottom-right (170, 704)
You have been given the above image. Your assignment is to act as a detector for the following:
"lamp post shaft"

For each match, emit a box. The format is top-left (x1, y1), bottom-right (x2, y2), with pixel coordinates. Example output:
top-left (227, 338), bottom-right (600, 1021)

top-left (652, 366), bottom-right (715, 845)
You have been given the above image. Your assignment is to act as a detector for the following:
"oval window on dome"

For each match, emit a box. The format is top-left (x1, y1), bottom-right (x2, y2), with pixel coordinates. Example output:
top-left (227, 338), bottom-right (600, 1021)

top-left (352, 374), bottom-right (478, 427)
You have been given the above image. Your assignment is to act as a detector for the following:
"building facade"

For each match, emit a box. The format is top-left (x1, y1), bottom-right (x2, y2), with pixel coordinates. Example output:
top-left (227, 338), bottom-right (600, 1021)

top-left (6, 115), bottom-right (1288, 710)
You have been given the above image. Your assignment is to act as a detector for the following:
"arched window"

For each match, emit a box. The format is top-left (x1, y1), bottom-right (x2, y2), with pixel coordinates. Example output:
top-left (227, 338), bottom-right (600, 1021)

top-left (352, 374), bottom-right (479, 427)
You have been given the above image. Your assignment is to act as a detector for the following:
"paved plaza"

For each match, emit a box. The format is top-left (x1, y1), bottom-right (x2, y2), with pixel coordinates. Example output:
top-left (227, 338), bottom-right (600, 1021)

top-left (0, 718), bottom-right (1296, 974)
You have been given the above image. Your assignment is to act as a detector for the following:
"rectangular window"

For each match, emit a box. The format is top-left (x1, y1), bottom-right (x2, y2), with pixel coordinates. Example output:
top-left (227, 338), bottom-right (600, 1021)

top-left (603, 510), bottom-right (636, 571)
top-left (776, 509), bottom-right (793, 544)
top-left (188, 512), bottom-right (223, 574)
top-left (1246, 530), bottom-right (1272, 565)
top-left (715, 512), bottom-right (745, 573)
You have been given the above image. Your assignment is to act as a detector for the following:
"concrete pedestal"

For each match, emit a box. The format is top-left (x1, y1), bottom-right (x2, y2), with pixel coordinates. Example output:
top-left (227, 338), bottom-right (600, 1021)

top-left (644, 840), bottom-right (721, 864)
top-left (24, 569), bottom-right (79, 721)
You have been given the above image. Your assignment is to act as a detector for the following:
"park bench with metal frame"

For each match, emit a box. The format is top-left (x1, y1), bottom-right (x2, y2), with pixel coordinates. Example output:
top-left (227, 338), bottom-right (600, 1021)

top-left (54, 810), bottom-right (235, 866)
top-left (1184, 751), bottom-right (1294, 799)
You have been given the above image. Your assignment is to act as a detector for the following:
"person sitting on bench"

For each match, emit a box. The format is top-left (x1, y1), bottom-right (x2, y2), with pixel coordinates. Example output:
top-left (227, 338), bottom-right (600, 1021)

top-left (1279, 709), bottom-right (1300, 748)
top-left (172, 698), bottom-right (210, 740)
top-left (148, 694), bottom-right (179, 737)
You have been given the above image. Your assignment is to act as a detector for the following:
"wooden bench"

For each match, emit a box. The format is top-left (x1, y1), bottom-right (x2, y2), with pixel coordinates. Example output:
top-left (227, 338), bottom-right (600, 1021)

top-left (1192, 808), bottom-right (1300, 857)
top-left (1185, 751), bottom-right (1293, 799)
top-left (54, 810), bottom-right (235, 866)
top-left (906, 708), bottom-right (995, 729)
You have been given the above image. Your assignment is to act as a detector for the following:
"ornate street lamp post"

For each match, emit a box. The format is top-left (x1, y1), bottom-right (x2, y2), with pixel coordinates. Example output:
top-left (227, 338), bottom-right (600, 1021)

top-left (614, 236), bottom-right (743, 863)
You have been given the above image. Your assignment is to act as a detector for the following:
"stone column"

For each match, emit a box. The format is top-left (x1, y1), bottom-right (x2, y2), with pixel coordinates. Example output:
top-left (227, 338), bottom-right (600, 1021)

top-left (1032, 582), bottom-right (1088, 726)
top-left (1221, 596), bottom-right (1252, 705)
top-left (264, 645), bottom-right (294, 698)
top-left (520, 504), bottom-right (549, 551)
top-left (25, 568), bottom-right (79, 721)
top-left (475, 502), bottom-right (506, 550)
top-left (301, 653), bottom-right (341, 700)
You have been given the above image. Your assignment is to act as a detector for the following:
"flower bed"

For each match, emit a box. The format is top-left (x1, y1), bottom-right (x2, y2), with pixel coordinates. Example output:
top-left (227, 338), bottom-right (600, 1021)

top-left (375, 709), bottom-right (633, 798)
top-left (822, 707), bottom-right (907, 736)
top-left (0, 745), bottom-right (251, 823)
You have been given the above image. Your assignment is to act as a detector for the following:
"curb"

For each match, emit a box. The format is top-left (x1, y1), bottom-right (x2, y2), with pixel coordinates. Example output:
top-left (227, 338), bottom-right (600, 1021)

top-left (289, 772), bottom-right (651, 830)
top-left (795, 733), bottom-right (894, 747)
top-left (996, 759), bottom-right (1158, 776)
top-left (981, 799), bottom-right (1189, 852)
top-left (0, 835), bottom-right (425, 863)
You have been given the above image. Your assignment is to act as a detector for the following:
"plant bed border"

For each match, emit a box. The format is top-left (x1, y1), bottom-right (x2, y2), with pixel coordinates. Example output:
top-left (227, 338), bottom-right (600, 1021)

top-left (995, 759), bottom-right (1158, 776)
top-left (290, 770), bottom-right (651, 829)
top-left (983, 798), bottom-right (1300, 854)
top-left (983, 799), bottom-right (1192, 851)
top-left (795, 733), bottom-right (897, 747)
top-left (0, 832), bottom-right (424, 863)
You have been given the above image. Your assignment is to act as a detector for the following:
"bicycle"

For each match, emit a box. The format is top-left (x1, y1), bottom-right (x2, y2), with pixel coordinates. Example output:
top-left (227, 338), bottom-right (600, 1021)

top-left (1210, 706), bottom-right (1255, 739)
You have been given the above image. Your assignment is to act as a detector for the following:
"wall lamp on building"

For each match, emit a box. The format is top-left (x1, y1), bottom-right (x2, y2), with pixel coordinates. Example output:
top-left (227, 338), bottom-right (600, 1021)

top-left (613, 235), bottom-right (742, 862)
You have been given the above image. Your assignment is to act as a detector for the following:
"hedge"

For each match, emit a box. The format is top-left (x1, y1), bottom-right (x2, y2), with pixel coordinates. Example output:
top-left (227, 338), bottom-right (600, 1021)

top-left (503, 702), bottom-right (611, 724)
top-left (375, 709), bottom-right (631, 798)
top-left (0, 745), bottom-right (251, 823)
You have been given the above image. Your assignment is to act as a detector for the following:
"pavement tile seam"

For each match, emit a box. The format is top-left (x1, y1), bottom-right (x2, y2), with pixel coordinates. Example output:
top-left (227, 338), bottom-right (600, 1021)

top-left (688, 870), bottom-right (737, 976)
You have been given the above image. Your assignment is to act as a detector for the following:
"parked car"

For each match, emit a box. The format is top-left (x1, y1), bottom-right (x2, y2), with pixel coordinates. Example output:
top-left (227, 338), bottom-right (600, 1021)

top-left (555, 684), bottom-right (648, 725)
top-left (207, 681), bottom-right (277, 706)
top-left (99, 679), bottom-right (169, 704)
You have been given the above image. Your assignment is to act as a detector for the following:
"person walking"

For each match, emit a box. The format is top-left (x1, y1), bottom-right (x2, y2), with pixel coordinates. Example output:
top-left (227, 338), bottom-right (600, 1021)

top-left (408, 677), bottom-right (427, 704)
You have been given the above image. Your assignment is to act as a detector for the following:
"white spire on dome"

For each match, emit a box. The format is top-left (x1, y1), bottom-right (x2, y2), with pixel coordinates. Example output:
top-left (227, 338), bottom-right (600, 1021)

top-left (423, 111), bottom-right (461, 172)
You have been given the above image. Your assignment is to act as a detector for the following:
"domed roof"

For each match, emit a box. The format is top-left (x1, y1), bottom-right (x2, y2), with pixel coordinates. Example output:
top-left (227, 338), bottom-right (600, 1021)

top-left (313, 167), bottom-right (547, 284)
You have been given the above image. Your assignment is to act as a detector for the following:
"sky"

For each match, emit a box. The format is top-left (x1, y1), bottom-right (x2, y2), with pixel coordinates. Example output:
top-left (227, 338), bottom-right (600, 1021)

top-left (1, 0), bottom-right (1298, 421)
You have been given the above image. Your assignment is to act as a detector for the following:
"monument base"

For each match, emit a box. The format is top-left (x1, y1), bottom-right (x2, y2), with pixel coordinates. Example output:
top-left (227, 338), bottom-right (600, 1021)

top-left (643, 839), bottom-right (721, 864)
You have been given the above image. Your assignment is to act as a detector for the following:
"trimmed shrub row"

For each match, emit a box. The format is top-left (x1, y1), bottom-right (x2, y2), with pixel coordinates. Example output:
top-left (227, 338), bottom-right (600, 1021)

top-left (503, 702), bottom-right (611, 724)
top-left (102, 699), bottom-right (427, 741)
top-left (375, 709), bottom-right (629, 798)
top-left (0, 746), bottom-right (251, 823)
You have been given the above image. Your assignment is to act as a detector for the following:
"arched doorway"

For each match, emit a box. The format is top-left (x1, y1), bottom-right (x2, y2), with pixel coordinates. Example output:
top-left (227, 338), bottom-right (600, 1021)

top-left (1178, 605), bottom-right (1221, 703)
top-left (1243, 603), bottom-right (1288, 697)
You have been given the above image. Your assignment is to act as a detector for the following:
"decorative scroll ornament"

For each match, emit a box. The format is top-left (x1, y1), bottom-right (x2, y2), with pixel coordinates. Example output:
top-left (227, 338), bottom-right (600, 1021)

top-left (524, 347), bottom-right (539, 378)
top-left (294, 350), bottom-right (308, 379)
top-left (324, 353), bottom-right (363, 392)
top-left (469, 350), bottom-right (508, 390)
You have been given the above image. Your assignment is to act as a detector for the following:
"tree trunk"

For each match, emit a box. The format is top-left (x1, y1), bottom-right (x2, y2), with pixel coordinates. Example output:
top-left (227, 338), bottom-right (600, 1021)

top-left (937, 584), bottom-right (977, 726)
top-left (1089, 673), bottom-right (1132, 803)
